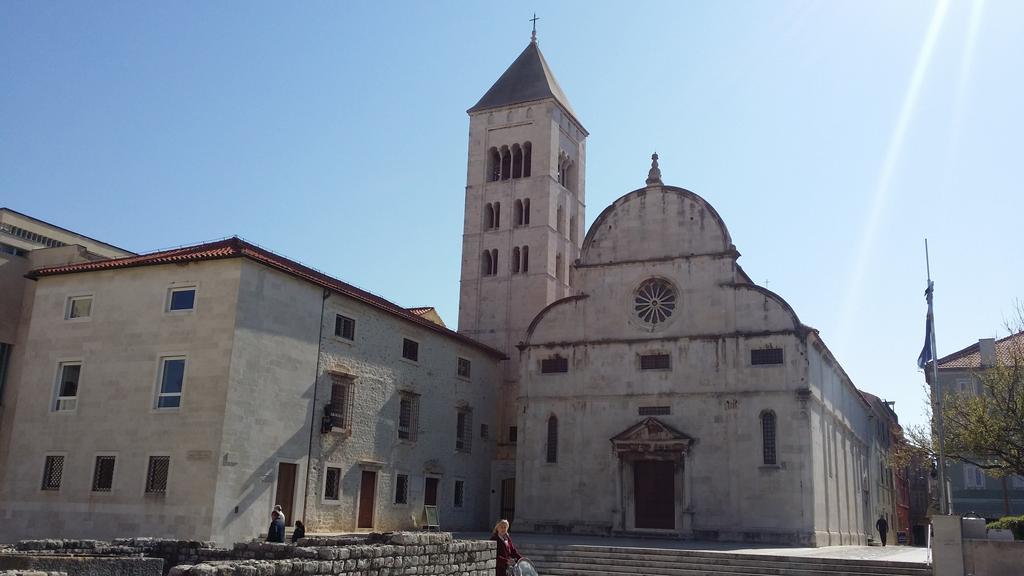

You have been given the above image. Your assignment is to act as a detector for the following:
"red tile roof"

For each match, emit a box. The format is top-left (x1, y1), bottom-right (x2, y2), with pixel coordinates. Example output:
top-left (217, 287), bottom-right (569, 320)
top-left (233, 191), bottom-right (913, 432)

top-left (937, 331), bottom-right (1024, 369)
top-left (28, 237), bottom-right (505, 359)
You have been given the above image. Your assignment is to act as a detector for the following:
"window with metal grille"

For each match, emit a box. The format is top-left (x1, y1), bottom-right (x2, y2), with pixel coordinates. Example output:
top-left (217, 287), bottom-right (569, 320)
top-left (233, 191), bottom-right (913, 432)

top-left (540, 357), bottom-right (568, 374)
top-left (640, 354), bottom-right (671, 370)
top-left (508, 426), bottom-right (518, 444)
top-left (638, 406), bottom-right (671, 416)
top-left (42, 455), bottom-right (64, 490)
top-left (761, 411), bottom-right (777, 465)
top-left (454, 480), bottom-right (465, 508)
top-left (328, 374), bottom-right (353, 431)
top-left (146, 456), bottom-right (169, 494)
top-left (456, 408), bottom-right (473, 453)
top-left (334, 315), bottom-right (355, 341)
top-left (92, 456), bottom-right (116, 492)
top-left (402, 338), bottom-right (419, 362)
top-left (398, 393), bottom-right (419, 441)
top-left (480, 424), bottom-right (489, 439)
top-left (394, 474), bottom-right (409, 504)
top-left (457, 357), bottom-right (471, 378)
top-left (546, 416), bottom-right (558, 463)
top-left (751, 348), bottom-right (784, 365)
top-left (324, 467), bottom-right (341, 500)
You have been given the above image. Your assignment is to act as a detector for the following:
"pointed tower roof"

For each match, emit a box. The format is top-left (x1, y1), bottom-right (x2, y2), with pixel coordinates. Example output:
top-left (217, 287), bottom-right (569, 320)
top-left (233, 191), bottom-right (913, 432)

top-left (468, 40), bottom-right (582, 127)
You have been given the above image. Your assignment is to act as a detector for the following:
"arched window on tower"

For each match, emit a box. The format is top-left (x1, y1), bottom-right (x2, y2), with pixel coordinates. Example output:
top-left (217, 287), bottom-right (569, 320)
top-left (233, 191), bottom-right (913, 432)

top-left (546, 415), bottom-right (558, 463)
top-left (556, 206), bottom-right (564, 234)
top-left (761, 410), bottom-right (777, 465)
top-left (512, 144), bottom-right (523, 179)
top-left (570, 215), bottom-right (578, 244)
top-left (523, 142), bottom-right (532, 177)
top-left (493, 202), bottom-right (501, 228)
top-left (523, 199), bottom-right (531, 225)
top-left (522, 246), bottom-right (529, 273)
top-left (514, 200), bottom-right (524, 227)
top-left (487, 148), bottom-right (501, 182)
top-left (500, 146), bottom-right (512, 181)
top-left (484, 203), bottom-right (495, 229)
top-left (512, 247), bottom-right (521, 274)
top-left (555, 253), bottom-right (563, 281)
top-left (481, 251), bottom-right (493, 276)
top-left (490, 249), bottom-right (498, 275)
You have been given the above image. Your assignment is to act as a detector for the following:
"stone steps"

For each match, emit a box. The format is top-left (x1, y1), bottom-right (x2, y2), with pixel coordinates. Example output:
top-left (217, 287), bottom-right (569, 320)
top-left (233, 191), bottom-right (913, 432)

top-left (516, 544), bottom-right (931, 576)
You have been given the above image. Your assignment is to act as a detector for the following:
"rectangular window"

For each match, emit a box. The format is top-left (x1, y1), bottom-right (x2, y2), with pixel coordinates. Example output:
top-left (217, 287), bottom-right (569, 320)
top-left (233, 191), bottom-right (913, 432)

top-left (751, 348), bottom-right (784, 365)
top-left (328, 374), bottom-right (354, 431)
top-left (480, 423), bottom-right (489, 439)
top-left (509, 426), bottom-right (518, 444)
top-left (54, 362), bottom-right (81, 412)
top-left (638, 406), bottom-right (671, 416)
top-left (42, 455), bottom-right (64, 490)
top-left (324, 467), bottom-right (341, 500)
top-left (334, 314), bottom-right (355, 341)
top-left (456, 408), bottom-right (473, 453)
top-left (640, 354), bottom-right (671, 370)
top-left (156, 357), bottom-right (186, 409)
top-left (0, 342), bottom-right (12, 403)
top-left (92, 455), bottom-right (116, 492)
top-left (394, 474), bottom-right (409, 504)
top-left (454, 480), bottom-right (465, 508)
top-left (398, 392), bottom-right (419, 441)
top-left (964, 464), bottom-right (986, 489)
top-left (457, 357), bottom-right (471, 378)
top-left (66, 296), bottom-right (93, 320)
top-left (540, 357), bottom-right (568, 374)
top-left (402, 338), bottom-right (419, 362)
top-left (146, 456), bottom-right (170, 494)
top-left (167, 287), bottom-right (196, 311)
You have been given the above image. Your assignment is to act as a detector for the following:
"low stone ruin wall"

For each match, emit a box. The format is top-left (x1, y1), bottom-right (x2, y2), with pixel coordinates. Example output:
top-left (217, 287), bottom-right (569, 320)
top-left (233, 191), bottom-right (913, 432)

top-left (0, 533), bottom-right (494, 576)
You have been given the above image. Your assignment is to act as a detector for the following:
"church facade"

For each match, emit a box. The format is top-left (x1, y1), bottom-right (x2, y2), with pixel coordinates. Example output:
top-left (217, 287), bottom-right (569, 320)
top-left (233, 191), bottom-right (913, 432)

top-left (459, 38), bottom-right (879, 546)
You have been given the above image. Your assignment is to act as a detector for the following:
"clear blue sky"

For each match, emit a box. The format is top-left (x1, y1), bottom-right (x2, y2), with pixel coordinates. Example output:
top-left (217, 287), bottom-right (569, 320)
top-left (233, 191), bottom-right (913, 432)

top-left (3, 1), bottom-right (1021, 432)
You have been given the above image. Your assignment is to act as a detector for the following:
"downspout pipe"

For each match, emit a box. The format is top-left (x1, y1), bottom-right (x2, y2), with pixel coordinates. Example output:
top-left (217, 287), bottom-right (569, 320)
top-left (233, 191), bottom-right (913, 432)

top-left (302, 288), bottom-right (330, 525)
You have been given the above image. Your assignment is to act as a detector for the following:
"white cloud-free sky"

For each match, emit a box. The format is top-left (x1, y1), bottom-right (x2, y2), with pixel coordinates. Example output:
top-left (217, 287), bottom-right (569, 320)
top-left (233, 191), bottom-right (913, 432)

top-left (3, 1), bottom-right (1021, 432)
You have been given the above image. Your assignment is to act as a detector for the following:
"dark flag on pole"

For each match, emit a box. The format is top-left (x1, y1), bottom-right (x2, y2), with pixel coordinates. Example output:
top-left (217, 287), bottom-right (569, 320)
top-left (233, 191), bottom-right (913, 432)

top-left (917, 281), bottom-right (934, 369)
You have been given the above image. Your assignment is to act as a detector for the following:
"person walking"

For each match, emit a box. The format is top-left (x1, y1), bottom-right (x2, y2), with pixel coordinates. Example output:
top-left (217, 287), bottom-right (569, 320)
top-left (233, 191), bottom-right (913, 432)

top-left (491, 519), bottom-right (521, 576)
top-left (267, 505), bottom-right (286, 543)
top-left (876, 516), bottom-right (889, 547)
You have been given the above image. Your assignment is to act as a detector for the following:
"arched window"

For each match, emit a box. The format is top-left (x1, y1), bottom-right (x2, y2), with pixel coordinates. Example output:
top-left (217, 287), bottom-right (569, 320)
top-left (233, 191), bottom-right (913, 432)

top-left (514, 200), bottom-right (524, 226)
top-left (555, 253), bottom-right (563, 281)
top-left (490, 249), bottom-right (498, 275)
top-left (570, 215), bottom-right (578, 244)
top-left (523, 198), bottom-right (530, 225)
top-left (512, 247), bottom-right (521, 274)
top-left (493, 202), bottom-right (501, 228)
top-left (488, 148), bottom-right (501, 182)
top-left (484, 203), bottom-right (495, 229)
top-left (500, 146), bottom-right (511, 181)
top-left (512, 144), bottom-right (523, 179)
top-left (481, 251), bottom-right (493, 276)
top-left (523, 142), bottom-right (532, 177)
top-left (556, 206), bottom-right (564, 234)
top-left (761, 410), bottom-right (777, 465)
top-left (521, 246), bottom-right (529, 273)
top-left (546, 415), bottom-right (558, 463)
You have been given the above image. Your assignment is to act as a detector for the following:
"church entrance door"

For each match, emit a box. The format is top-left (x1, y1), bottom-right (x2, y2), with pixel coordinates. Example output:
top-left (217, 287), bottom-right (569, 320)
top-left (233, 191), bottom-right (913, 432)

top-left (634, 460), bottom-right (675, 529)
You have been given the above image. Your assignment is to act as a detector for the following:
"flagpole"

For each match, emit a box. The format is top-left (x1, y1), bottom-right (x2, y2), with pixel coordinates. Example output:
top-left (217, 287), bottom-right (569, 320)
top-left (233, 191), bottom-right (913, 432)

top-left (926, 239), bottom-right (949, 515)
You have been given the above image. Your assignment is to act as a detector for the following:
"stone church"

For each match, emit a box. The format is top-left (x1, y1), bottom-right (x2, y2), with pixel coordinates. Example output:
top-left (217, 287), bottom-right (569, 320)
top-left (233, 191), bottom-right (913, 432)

top-left (460, 36), bottom-right (876, 546)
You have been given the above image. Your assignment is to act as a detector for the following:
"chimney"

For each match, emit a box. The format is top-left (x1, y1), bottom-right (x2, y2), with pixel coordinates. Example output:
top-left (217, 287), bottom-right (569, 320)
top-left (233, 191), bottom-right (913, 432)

top-left (979, 338), bottom-right (997, 367)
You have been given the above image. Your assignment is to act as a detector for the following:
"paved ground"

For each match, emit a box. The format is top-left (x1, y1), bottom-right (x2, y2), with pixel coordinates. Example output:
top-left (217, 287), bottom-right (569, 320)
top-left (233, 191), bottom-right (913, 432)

top-left (452, 532), bottom-right (931, 564)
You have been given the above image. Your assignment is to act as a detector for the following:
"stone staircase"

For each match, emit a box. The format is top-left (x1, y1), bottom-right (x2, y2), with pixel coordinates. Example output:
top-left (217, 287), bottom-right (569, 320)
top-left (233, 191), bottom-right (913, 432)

top-left (516, 543), bottom-right (932, 576)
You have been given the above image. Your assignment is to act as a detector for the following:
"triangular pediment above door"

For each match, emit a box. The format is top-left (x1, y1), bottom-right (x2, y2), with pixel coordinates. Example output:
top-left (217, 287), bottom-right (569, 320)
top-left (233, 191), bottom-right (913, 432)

top-left (610, 417), bottom-right (693, 455)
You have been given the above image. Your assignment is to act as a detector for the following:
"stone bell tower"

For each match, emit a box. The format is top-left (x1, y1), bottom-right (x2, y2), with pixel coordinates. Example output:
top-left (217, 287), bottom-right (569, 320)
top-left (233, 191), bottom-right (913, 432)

top-left (457, 30), bottom-right (587, 498)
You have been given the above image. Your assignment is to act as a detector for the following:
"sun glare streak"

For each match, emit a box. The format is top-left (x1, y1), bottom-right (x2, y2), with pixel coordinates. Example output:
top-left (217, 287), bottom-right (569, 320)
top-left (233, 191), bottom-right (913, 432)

top-left (943, 0), bottom-right (985, 190)
top-left (836, 0), bottom-right (951, 350)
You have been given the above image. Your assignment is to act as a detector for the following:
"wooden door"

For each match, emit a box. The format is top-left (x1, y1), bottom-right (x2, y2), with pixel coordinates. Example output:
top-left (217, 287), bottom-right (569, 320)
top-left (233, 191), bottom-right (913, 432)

top-left (357, 470), bottom-right (377, 528)
top-left (634, 460), bottom-right (675, 529)
top-left (275, 463), bottom-right (297, 527)
top-left (424, 477), bottom-right (439, 506)
top-left (501, 478), bottom-right (516, 522)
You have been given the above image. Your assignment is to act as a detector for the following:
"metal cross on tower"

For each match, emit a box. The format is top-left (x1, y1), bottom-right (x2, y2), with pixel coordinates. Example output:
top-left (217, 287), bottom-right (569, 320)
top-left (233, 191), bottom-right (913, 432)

top-left (530, 13), bottom-right (539, 42)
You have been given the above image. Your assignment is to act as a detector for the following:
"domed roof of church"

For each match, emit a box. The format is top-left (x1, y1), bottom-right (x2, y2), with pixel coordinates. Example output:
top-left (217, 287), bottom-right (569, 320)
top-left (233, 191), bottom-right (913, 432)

top-left (468, 40), bottom-right (581, 126)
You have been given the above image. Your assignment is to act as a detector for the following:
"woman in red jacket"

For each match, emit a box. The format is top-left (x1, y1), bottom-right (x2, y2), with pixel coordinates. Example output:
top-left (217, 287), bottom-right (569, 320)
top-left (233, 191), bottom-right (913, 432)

top-left (491, 519), bottom-right (521, 576)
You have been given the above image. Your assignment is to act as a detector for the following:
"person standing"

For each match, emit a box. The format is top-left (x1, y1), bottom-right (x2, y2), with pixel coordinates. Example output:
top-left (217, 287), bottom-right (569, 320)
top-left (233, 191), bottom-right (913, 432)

top-left (491, 519), bottom-right (521, 576)
top-left (876, 516), bottom-right (889, 547)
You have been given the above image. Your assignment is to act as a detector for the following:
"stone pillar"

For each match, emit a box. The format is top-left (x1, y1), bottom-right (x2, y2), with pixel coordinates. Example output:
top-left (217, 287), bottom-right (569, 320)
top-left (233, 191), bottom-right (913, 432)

top-left (931, 515), bottom-right (964, 576)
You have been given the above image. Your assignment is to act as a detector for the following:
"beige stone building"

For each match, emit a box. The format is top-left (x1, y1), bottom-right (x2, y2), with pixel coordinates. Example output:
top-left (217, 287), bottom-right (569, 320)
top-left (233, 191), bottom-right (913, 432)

top-left (0, 238), bottom-right (503, 544)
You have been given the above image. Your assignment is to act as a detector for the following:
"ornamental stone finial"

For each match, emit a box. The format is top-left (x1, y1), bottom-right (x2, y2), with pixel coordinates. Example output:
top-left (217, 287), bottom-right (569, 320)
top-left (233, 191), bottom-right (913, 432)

top-left (645, 153), bottom-right (663, 186)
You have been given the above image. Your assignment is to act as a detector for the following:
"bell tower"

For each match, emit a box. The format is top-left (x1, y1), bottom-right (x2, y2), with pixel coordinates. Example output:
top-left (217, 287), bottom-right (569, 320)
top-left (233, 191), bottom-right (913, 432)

top-left (457, 33), bottom-right (587, 467)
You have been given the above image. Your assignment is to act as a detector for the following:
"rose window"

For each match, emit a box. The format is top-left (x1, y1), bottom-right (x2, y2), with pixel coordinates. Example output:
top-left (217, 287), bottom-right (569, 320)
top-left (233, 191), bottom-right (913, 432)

top-left (634, 279), bottom-right (677, 325)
